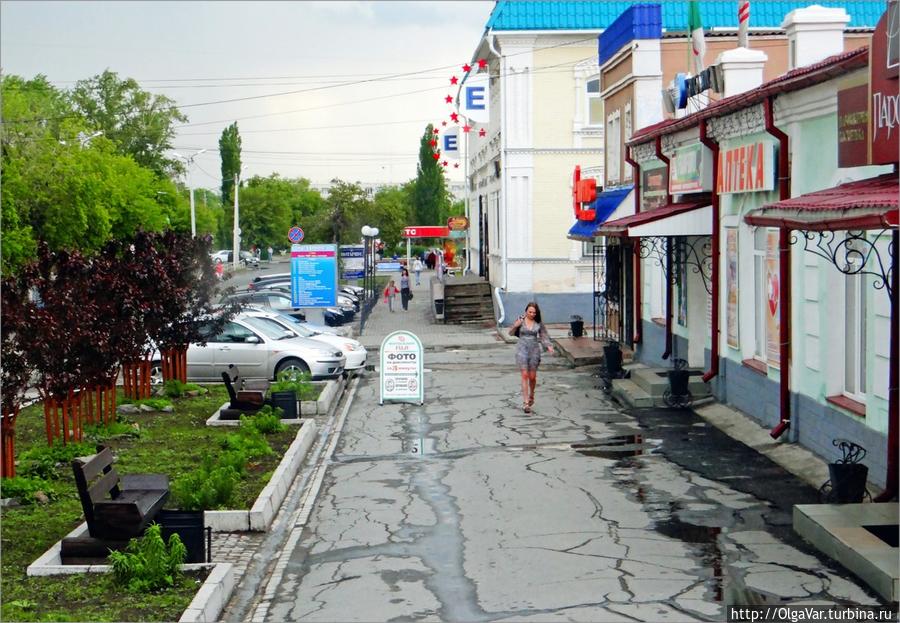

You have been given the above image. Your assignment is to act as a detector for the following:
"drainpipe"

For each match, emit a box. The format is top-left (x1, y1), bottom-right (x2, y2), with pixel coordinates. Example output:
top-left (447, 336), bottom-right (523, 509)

top-left (625, 145), bottom-right (642, 345)
top-left (656, 136), bottom-right (673, 360)
top-left (699, 120), bottom-right (720, 382)
top-left (763, 96), bottom-right (792, 440)
top-left (874, 228), bottom-right (898, 502)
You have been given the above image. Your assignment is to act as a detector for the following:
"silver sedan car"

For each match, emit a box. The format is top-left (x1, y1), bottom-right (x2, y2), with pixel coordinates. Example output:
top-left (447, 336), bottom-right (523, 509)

top-left (152, 315), bottom-right (346, 382)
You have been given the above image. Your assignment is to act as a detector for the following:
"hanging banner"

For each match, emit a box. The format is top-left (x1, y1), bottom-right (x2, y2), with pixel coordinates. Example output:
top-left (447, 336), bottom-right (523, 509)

top-left (379, 331), bottom-right (424, 405)
top-left (441, 126), bottom-right (460, 160)
top-left (725, 228), bottom-right (740, 349)
top-left (765, 230), bottom-right (780, 368)
top-left (669, 143), bottom-right (713, 194)
top-left (459, 73), bottom-right (490, 124)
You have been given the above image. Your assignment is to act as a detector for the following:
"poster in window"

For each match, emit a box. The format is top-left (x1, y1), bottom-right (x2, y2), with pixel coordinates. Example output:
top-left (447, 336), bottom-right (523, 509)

top-left (726, 228), bottom-right (739, 349)
top-left (765, 231), bottom-right (781, 368)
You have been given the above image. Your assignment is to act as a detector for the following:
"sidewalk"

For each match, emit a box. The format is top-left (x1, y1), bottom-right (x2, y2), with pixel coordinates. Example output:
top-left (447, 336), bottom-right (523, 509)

top-left (357, 269), bottom-right (502, 351)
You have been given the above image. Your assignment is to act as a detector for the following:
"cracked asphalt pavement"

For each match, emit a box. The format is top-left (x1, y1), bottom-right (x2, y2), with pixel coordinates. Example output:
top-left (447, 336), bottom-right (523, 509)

top-left (250, 346), bottom-right (885, 622)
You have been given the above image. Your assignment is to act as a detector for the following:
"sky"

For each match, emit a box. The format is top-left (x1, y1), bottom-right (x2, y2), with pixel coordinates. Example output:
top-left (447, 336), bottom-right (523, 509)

top-left (0, 1), bottom-right (495, 190)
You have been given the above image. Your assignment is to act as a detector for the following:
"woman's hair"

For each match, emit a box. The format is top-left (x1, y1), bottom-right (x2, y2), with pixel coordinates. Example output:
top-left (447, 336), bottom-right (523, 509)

top-left (525, 301), bottom-right (542, 323)
top-left (402, 268), bottom-right (409, 275)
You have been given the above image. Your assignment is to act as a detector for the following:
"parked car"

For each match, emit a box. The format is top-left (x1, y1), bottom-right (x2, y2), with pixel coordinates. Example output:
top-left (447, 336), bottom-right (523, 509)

top-left (150, 315), bottom-right (345, 383)
top-left (236, 303), bottom-right (341, 335)
top-left (209, 250), bottom-right (259, 268)
top-left (241, 309), bottom-right (367, 372)
top-left (221, 290), bottom-right (350, 326)
top-left (251, 283), bottom-right (357, 320)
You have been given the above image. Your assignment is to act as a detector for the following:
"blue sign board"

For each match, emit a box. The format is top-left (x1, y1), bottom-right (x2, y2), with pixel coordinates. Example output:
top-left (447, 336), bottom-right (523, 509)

top-left (290, 244), bottom-right (338, 307)
top-left (340, 244), bottom-right (365, 280)
top-left (376, 262), bottom-right (402, 273)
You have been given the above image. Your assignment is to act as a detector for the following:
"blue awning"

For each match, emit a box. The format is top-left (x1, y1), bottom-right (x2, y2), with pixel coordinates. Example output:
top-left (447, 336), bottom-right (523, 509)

top-left (567, 185), bottom-right (633, 241)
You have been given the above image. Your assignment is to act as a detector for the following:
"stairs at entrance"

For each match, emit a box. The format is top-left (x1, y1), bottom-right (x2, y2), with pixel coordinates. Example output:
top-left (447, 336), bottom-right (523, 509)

top-left (611, 363), bottom-right (711, 409)
top-left (441, 277), bottom-right (494, 324)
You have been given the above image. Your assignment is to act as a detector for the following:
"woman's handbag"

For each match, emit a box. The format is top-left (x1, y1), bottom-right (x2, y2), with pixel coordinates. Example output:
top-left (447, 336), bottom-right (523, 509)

top-left (409, 291), bottom-right (413, 299)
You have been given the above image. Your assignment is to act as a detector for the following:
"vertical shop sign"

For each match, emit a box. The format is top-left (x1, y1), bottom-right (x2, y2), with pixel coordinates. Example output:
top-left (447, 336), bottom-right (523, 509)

top-left (669, 143), bottom-right (713, 194)
top-left (379, 331), bottom-right (424, 405)
top-left (837, 84), bottom-right (870, 167)
top-left (725, 228), bottom-right (740, 349)
top-left (765, 231), bottom-right (781, 368)
top-left (641, 160), bottom-right (668, 210)
top-left (870, 3), bottom-right (899, 165)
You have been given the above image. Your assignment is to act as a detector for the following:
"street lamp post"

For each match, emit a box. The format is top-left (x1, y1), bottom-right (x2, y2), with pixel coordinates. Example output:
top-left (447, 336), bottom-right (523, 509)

top-left (173, 149), bottom-right (207, 237)
top-left (233, 172), bottom-right (241, 271)
top-left (361, 225), bottom-right (379, 302)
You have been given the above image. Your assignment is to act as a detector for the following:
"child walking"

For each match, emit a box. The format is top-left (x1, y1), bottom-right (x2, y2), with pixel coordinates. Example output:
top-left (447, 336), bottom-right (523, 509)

top-left (383, 280), bottom-right (400, 312)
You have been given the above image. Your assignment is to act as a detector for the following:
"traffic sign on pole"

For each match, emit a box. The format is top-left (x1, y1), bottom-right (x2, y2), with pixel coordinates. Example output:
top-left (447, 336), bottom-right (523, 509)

top-left (288, 226), bottom-right (305, 244)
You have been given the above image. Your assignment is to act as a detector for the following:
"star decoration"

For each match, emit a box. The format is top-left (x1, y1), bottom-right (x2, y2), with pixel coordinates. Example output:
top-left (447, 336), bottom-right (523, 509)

top-left (442, 161), bottom-right (448, 167)
top-left (441, 121), bottom-right (447, 126)
top-left (444, 95), bottom-right (453, 104)
top-left (454, 163), bottom-right (460, 168)
top-left (429, 139), bottom-right (437, 147)
top-left (462, 124), bottom-right (472, 133)
top-left (432, 152), bottom-right (440, 160)
top-left (477, 58), bottom-right (488, 69)
top-left (450, 112), bottom-right (459, 122)
top-left (462, 63), bottom-right (472, 72)
top-left (433, 128), bottom-right (440, 134)
top-left (450, 76), bottom-right (459, 85)
top-left (478, 128), bottom-right (486, 137)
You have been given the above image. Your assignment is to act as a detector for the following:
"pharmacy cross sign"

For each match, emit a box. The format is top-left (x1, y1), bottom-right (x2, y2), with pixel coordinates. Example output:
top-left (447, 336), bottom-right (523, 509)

top-left (288, 226), bottom-right (305, 244)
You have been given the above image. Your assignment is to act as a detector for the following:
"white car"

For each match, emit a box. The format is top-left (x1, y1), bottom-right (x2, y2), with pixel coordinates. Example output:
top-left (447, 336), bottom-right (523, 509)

top-left (240, 309), bottom-right (367, 372)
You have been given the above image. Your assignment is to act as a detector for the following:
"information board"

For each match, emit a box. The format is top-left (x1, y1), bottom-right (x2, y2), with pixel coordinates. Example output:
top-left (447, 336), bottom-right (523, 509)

top-left (290, 244), bottom-right (338, 308)
top-left (340, 245), bottom-right (365, 280)
top-left (379, 331), bottom-right (424, 405)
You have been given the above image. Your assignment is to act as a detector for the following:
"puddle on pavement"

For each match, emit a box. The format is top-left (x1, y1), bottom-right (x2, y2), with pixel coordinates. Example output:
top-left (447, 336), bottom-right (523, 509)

top-left (571, 434), bottom-right (654, 460)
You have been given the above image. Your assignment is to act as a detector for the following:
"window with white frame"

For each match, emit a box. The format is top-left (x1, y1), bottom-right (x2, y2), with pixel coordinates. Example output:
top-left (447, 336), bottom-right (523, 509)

top-left (843, 263), bottom-right (867, 401)
top-left (753, 228), bottom-right (768, 360)
top-left (586, 78), bottom-right (602, 126)
top-left (606, 111), bottom-right (621, 184)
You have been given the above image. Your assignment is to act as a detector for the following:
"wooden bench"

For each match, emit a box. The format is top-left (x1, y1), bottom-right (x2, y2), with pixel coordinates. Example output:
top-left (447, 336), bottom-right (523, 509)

top-left (70, 446), bottom-right (169, 541)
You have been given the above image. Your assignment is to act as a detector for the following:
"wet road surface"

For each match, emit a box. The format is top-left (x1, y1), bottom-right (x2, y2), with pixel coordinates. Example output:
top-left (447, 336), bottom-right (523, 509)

top-left (253, 347), bottom-right (884, 621)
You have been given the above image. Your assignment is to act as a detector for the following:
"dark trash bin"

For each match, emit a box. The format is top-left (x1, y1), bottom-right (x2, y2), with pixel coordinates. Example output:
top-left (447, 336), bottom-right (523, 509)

top-left (157, 510), bottom-right (209, 563)
top-left (434, 299), bottom-right (444, 315)
top-left (270, 390), bottom-right (298, 419)
top-left (570, 315), bottom-right (584, 338)
top-left (603, 343), bottom-right (623, 378)
top-left (828, 463), bottom-right (868, 503)
top-left (667, 369), bottom-right (690, 396)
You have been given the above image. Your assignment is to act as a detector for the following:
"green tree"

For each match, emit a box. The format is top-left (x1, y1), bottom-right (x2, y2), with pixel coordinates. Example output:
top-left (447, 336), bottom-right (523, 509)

top-left (304, 180), bottom-right (370, 246)
top-left (69, 69), bottom-right (188, 177)
top-left (366, 185), bottom-right (412, 251)
top-left (219, 122), bottom-right (242, 205)
top-left (411, 124), bottom-right (449, 226)
top-left (237, 175), bottom-right (296, 251)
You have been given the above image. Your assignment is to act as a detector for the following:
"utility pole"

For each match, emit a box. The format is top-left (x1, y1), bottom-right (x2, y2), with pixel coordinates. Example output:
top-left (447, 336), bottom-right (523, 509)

top-left (233, 172), bottom-right (241, 271)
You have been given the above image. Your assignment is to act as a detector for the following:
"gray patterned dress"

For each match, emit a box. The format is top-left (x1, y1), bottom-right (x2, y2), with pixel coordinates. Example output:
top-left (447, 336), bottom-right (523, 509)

top-left (515, 321), bottom-right (552, 371)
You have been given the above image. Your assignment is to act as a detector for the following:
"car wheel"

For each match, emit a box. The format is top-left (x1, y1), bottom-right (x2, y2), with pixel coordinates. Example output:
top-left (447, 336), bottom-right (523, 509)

top-left (150, 361), bottom-right (164, 386)
top-left (275, 358), bottom-right (310, 381)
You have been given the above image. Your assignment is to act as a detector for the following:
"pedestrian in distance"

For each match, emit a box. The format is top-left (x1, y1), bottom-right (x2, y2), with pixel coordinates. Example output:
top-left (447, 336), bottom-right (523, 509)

top-left (215, 258), bottom-right (224, 280)
top-left (267, 246), bottom-right (273, 263)
top-left (383, 280), bottom-right (399, 312)
top-left (399, 268), bottom-right (412, 311)
top-left (412, 257), bottom-right (424, 286)
top-left (509, 301), bottom-right (555, 413)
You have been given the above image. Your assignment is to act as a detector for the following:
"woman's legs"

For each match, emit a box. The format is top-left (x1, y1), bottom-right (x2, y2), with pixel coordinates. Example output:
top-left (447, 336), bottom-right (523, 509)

top-left (401, 289), bottom-right (409, 310)
top-left (528, 371), bottom-right (537, 406)
top-left (520, 369), bottom-right (530, 410)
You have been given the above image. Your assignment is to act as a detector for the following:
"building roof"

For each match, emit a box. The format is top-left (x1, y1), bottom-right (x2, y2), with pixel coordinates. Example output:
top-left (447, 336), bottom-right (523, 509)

top-left (628, 46), bottom-right (869, 144)
top-left (485, 1), bottom-right (885, 31)
top-left (597, 200), bottom-right (708, 236)
top-left (744, 172), bottom-right (899, 230)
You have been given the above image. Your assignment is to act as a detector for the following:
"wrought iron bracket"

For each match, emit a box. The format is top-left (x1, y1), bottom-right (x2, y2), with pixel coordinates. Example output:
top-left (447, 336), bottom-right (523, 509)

top-left (639, 235), bottom-right (713, 294)
top-left (792, 229), bottom-right (894, 301)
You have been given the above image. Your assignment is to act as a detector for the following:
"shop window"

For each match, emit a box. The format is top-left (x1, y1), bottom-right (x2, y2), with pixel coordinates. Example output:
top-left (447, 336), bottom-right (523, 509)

top-left (753, 228), bottom-right (768, 360)
top-left (843, 268), bottom-right (867, 401)
top-left (586, 78), bottom-right (603, 126)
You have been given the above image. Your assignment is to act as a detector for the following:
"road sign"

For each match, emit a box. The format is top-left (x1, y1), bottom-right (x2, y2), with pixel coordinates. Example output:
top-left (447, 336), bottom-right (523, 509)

top-left (288, 226), bottom-right (305, 244)
top-left (402, 226), bottom-right (450, 238)
top-left (447, 216), bottom-right (469, 231)
top-left (379, 331), bottom-right (424, 405)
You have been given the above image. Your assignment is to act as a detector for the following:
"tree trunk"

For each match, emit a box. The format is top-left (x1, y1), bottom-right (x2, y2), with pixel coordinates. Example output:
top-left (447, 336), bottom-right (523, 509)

top-left (1, 405), bottom-right (21, 478)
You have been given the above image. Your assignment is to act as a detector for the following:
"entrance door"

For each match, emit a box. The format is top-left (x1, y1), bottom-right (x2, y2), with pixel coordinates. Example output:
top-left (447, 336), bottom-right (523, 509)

top-left (623, 242), bottom-right (634, 348)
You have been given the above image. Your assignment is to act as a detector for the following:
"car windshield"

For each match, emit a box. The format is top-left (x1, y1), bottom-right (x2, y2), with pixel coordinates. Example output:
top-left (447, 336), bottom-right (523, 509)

top-left (271, 310), bottom-right (319, 336)
top-left (241, 316), bottom-right (293, 340)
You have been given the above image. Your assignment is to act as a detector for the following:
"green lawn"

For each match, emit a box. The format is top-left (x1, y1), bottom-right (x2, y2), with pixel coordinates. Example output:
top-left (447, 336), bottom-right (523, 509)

top-left (1, 385), bottom-right (299, 622)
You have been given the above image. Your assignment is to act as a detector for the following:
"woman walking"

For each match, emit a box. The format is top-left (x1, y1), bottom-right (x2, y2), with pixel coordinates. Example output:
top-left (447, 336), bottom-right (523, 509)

top-left (383, 280), bottom-right (399, 312)
top-left (412, 257), bottom-right (424, 286)
top-left (509, 302), bottom-right (554, 412)
top-left (399, 268), bottom-right (411, 311)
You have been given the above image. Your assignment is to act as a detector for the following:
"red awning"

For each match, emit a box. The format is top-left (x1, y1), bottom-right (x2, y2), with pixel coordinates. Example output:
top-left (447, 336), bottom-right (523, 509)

top-left (596, 201), bottom-right (708, 236)
top-left (744, 172), bottom-right (899, 231)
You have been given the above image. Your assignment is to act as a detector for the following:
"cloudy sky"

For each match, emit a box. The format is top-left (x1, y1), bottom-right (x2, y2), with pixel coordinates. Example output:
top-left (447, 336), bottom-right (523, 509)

top-left (1, 1), bottom-right (495, 189)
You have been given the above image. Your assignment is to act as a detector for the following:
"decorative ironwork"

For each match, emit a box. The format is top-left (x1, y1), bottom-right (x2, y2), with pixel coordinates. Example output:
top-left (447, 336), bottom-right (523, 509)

top-left (818, 439), bottom-right (872, 503)
top-left (792, 229), bottom-right (894, 300)
top-left (639, 236), bottom-right (713, 294)
top-left (832, 438), bottom-right (867, 465)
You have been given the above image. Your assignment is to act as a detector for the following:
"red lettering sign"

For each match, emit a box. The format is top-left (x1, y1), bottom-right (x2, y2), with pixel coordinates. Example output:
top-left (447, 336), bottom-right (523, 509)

top-left (716, 141), bottom-right (775, 194)
top-left (572, 165), bottom-right (598, 220)
top-left (403, 226), bottom-right (450, 238)
top-left (870, 4), bottom-right (899, 165)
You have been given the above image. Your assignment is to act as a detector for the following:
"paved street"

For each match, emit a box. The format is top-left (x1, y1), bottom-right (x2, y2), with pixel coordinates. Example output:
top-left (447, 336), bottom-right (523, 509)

top-left (223, 273), bottom-right (885, 622)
